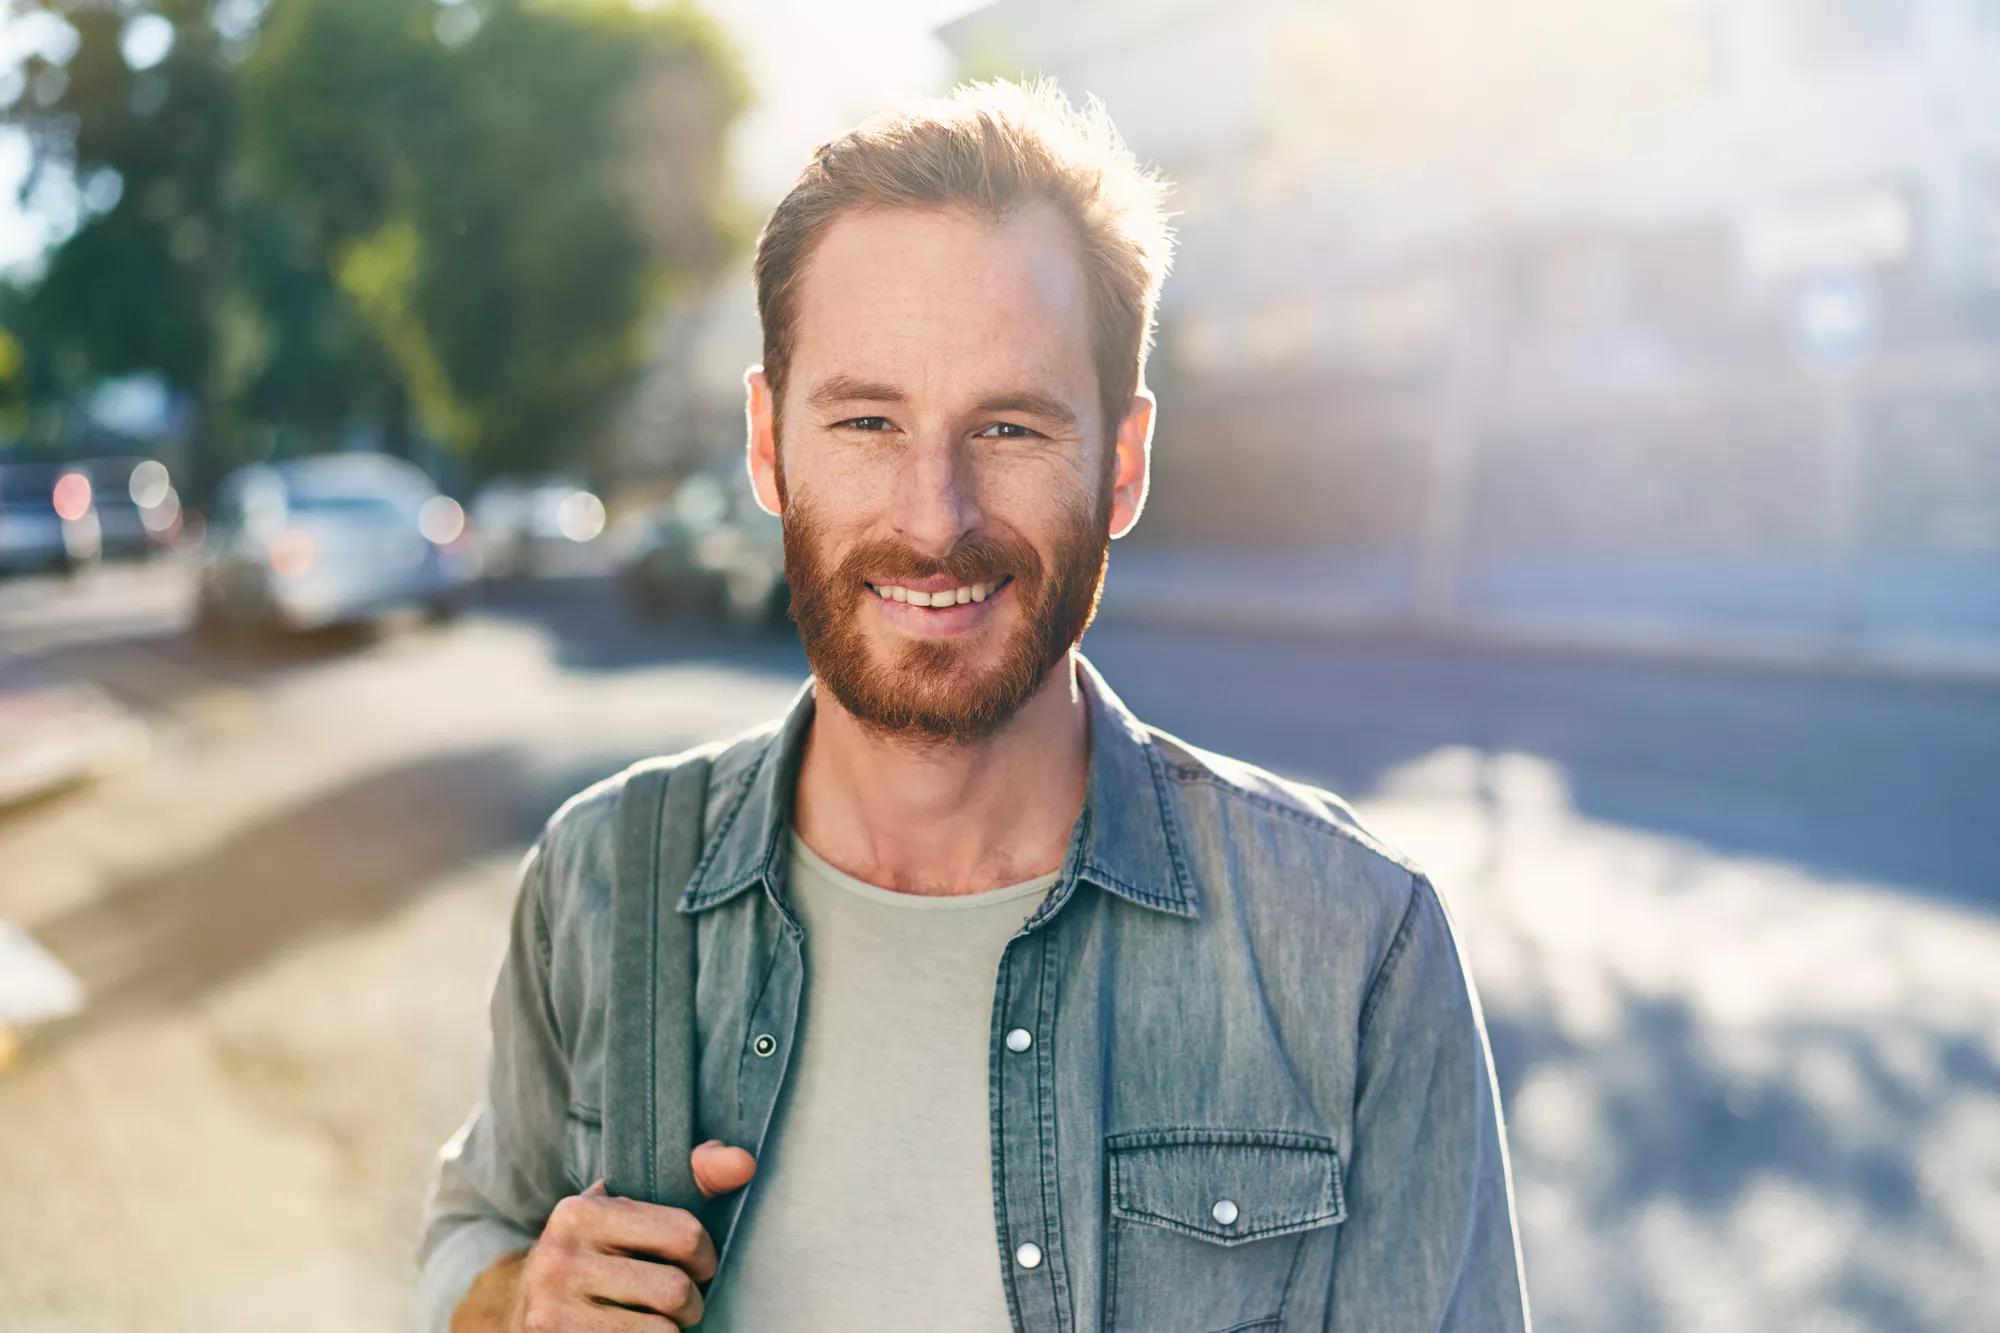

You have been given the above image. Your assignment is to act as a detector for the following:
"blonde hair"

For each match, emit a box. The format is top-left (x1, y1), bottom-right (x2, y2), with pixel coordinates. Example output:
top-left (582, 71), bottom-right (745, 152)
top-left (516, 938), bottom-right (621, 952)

top-left (754, 77), bottom-right (1176, 442)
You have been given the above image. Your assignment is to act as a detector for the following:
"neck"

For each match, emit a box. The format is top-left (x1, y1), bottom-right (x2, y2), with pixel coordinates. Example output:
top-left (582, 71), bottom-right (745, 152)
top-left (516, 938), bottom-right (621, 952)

top-left (790, 650), bottom-right (1091, 896)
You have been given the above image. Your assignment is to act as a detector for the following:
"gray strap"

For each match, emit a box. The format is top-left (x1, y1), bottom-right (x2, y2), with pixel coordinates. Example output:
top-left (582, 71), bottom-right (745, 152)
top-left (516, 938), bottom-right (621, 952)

top-left (606, 755), bottom-right (711, 1210)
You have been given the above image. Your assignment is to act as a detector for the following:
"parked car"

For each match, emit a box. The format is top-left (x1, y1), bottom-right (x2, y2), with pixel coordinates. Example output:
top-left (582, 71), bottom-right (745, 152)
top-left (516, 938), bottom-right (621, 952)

top-left (469, 476), bottom-right (607, 577)
top-left (81, 456), bottom-right (181, 559)
top-left (193, 454), bottom-right (479, 636)
top-left (617, 471), bottom-right (789, 628)
top-left (0, 462), bottom-right (99, 577)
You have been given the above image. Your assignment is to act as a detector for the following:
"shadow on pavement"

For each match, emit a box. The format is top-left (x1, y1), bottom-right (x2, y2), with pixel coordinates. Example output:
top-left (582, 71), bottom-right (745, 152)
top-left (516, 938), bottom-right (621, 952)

top-left (1086, 626), bottom-right (2000, 912)
top-left (1480, 984), bottom-right (1997, 1332)
top-left (26, 744), bottom-right (568, 1040)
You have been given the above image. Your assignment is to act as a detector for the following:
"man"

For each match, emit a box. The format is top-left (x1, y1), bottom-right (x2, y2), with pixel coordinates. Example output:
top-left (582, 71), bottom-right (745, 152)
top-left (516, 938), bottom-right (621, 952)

top-left (419, 78), bottom-right (1530, 1332)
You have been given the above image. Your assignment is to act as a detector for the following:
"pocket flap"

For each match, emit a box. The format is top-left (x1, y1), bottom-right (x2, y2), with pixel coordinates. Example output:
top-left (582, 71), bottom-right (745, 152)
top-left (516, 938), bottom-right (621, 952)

top-left (1107, 1129), bottom-right (1346, 1246)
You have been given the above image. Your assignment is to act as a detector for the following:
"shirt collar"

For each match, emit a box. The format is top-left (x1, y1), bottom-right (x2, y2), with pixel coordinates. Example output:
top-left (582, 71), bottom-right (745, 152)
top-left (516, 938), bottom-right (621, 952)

top-left (676, 651), bottom-right (1200, 921)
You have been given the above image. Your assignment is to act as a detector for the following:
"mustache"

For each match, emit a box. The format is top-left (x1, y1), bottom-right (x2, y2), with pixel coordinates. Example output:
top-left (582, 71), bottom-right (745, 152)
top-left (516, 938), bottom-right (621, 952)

top-left (837, 532), bottom-right (1038, 586)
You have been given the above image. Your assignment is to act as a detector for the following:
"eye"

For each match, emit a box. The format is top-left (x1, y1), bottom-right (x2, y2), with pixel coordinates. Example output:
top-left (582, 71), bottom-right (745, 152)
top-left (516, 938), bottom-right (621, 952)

top-left (837, 416), bottom-right (895, 433)
top-left (975, 422), bottom-right (1041, 440)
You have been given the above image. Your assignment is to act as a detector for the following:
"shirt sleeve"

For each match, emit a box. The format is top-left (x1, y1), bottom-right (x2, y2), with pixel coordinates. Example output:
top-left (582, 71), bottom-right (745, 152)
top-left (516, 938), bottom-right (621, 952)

top-left (1326, 874), bottom-right (1532, 1333)
top-left (415, 838), bottom-right (576, 1333)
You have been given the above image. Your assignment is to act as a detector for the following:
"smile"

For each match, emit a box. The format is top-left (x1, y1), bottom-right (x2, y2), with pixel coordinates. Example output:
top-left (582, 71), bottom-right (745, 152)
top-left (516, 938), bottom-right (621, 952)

top-left (865, 575), bottom-right (1013, 607)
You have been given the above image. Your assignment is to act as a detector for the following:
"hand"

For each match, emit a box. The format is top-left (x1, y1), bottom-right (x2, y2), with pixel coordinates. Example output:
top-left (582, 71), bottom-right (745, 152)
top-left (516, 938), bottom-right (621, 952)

top-left (508, 1139), bottom-right (758, 1331)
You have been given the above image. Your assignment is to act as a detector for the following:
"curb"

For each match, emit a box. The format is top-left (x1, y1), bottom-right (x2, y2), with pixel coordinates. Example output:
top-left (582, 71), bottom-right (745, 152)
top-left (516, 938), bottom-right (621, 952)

top-left (1093, 591), bottom-right (2000, 691)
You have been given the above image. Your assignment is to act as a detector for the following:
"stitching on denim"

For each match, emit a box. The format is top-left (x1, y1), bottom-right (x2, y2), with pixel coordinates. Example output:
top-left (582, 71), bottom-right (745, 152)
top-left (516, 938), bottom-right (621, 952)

top-left (1111, 1205), bottom-right (1342, 1246)
top-left (1107, 1136), bottom-right (1343, 1243)
top-left (1106, 1142), bottom-right (1315, 1328)
top-left (1105, 1127), bottom-right (1338, 1151)
top-left (1356, 874), bottom-right (1424, 1040)
top-left (1083, 859), bottom-right (1191, 912)
top-left (734, 905), bottom-right (786, 1125)
top-left (989, 943), bottom-right (1029, 1333)
top-left (1105, 1194), bottom-right (1123, 1329)
top-left (1034, 933), bottom-right (1074, 1329)
top-left (683, 754), bottom-right (759, 905)
top-left (642, 769), bottom-right (665, 1197)
top-left (1143, 738), bottom-right (1198, 913)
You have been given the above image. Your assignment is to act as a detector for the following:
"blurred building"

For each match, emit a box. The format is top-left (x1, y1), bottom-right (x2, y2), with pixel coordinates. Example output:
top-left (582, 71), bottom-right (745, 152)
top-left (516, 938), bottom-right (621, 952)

top-left (612, 258), bottom-right (763, 494)
top-left (940, 0), bottom-right (2000, 650)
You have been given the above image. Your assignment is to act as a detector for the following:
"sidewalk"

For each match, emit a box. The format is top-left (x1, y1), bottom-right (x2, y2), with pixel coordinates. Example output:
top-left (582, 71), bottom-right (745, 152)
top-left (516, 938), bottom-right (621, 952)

top-left (1096, 547), bottom-right (2000, 687)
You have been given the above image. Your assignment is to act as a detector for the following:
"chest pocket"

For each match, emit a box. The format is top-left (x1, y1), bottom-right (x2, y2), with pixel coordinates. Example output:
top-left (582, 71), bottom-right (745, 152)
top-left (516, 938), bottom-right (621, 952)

top-left (1105, 1130), bottom-right (1346, 1332)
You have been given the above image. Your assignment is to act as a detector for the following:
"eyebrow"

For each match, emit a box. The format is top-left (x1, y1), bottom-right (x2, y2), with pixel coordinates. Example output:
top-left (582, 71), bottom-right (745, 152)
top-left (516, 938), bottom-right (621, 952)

top-left (805, 374), bottom-right (1079, 430)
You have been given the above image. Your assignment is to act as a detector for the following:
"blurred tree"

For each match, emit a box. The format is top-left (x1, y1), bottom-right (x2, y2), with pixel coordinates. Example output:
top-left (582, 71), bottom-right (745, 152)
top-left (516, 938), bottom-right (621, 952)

top-left (0, 283), bottom-right (39, 443)
top-left (8, 1), bottom-right (241, 488)
top-left (244, 0), bottom-right (748, 477)
top-left (5, 0), bottom-right (746, 490)
top-left (4, 0), bottom-right (409, 491)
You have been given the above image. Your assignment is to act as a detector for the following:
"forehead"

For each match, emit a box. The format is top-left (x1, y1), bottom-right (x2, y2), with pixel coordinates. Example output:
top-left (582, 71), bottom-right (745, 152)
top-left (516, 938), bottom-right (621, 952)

top-left (787, 202), bottom-right (1096, 407)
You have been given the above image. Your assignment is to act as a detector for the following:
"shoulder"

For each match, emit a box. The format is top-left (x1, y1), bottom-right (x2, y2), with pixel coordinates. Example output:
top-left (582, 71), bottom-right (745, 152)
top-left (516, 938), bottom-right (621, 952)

top-left (1148, 723), bottom-right (1423, 883)
top-left (1145, 723), bottom-right (1428, 950)
top-left (528, 716), bottom-right (780, 919)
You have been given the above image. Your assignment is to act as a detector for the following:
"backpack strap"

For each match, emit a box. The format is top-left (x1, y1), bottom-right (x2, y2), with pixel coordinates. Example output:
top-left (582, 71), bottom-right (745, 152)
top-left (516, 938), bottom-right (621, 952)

top-left (605, 753), bottom-right (712, 1210)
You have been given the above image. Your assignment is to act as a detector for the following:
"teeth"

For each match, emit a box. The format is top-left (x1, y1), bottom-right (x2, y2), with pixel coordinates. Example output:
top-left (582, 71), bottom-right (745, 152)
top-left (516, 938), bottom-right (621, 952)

top-left (872, 579), bottom-right (1000, 607)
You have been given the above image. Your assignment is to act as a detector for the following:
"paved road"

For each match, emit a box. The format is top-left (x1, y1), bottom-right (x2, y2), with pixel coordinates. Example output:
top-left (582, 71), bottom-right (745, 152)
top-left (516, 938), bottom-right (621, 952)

top-left (1, 560), bottom-right (1995, 1332)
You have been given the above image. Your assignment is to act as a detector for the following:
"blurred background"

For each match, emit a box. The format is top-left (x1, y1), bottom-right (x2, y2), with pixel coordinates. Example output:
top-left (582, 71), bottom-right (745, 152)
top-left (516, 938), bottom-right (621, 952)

top-left (1, 1), bottom-right (1996, 1329)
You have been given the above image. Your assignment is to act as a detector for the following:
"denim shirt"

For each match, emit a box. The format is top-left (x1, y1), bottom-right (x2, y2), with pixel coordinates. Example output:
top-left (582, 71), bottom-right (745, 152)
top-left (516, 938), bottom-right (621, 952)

top-left (417, 654), bottom-right (1531, 1332)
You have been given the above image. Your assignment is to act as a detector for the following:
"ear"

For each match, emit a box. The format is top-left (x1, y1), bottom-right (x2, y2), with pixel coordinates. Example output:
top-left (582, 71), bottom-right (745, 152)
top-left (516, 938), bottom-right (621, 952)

top-left (745, 365), bottom-right (783, 519)
top-left (1107, 387), bottom-right (1156, 540)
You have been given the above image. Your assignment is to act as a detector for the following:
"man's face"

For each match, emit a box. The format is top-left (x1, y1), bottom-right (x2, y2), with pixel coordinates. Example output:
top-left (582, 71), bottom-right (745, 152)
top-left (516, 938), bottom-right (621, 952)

top-left (747, 202), bottom-right (1151, 744)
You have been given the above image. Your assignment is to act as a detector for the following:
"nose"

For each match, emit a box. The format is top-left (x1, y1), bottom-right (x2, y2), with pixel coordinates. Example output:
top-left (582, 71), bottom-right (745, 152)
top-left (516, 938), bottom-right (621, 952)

top-left (890, 435), bottom-right (982, 560)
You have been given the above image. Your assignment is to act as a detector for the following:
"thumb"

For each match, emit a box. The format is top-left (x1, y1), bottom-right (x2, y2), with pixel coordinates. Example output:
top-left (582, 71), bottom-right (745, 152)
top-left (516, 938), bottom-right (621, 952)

top-left (690, 1139), bottom-right (757, 1199)
top-left (582, 1178), bottom-right (608, 1197)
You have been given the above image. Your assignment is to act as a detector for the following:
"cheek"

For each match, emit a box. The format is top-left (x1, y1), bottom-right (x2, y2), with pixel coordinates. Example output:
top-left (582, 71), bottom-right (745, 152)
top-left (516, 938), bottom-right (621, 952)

top-left (977, 450), bottom-right (1096, 515)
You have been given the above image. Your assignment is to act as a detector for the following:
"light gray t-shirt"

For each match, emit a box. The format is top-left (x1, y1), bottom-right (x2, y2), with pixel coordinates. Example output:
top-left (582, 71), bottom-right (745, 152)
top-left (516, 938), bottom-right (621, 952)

top-left (698, 830), bottom-right (1058, 1332)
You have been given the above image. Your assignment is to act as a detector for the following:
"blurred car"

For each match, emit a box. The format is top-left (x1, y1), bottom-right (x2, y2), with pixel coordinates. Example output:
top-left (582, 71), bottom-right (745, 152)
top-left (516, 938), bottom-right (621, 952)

top-left (193, 454), bottom-right (479, 636)
top-left (469, 476), bottom-right (607, 577)
top-left (80, 457), bottom-right (181, 559)
top-left (617, 471), bottom-right (789, 628)
top-left (0, 462), bottom-right (100, 577)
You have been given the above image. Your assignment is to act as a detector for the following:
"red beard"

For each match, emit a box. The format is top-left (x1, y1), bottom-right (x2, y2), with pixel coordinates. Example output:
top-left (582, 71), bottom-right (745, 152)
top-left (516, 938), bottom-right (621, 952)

top-left (780, 476), bottom-right (1113, 744)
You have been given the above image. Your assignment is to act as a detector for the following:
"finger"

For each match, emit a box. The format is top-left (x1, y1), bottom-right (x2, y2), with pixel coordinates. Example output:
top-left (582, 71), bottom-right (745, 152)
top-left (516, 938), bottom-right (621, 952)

top-left (690, 1139), bottom-right (757, 1199)
top-left (577, 1198), bottom-right (720, 1285)
top-left (584, 1178), bottom-right (608, 1197)
top-left (582, 1252), bottom-right (705, 1328)
top-left (574, 1304), bottom-right (680, 1332)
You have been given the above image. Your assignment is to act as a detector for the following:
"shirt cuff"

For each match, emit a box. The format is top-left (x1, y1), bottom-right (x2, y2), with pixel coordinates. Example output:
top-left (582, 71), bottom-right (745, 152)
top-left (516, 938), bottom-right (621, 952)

top-left (417, 1215), bottom-right (536, 1333)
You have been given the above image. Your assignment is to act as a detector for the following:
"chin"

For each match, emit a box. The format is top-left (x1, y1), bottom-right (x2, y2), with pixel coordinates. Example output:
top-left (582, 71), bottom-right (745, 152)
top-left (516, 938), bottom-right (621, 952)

top-left (831, 632), bottom-right (1046, 743)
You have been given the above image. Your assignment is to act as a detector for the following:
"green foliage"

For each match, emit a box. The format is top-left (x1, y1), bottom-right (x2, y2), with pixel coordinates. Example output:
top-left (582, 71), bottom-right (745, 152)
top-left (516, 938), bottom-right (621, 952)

top-left (246, 0), bottom-right (750, 476)
top-left (6, 0), bottom-right (746, 485)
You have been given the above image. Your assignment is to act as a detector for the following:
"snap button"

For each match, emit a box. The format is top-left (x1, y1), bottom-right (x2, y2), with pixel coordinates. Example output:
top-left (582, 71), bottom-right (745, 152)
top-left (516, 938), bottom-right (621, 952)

top-left (1211, 1198), bottom-right (1239, 1226)
top-left (1014, 1241), bottom-right (1043, 1269)
top-left (1005, 1027), bottom-right (1033, 1053)
top-left (752, 1033), bottom-right (778, 1058)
